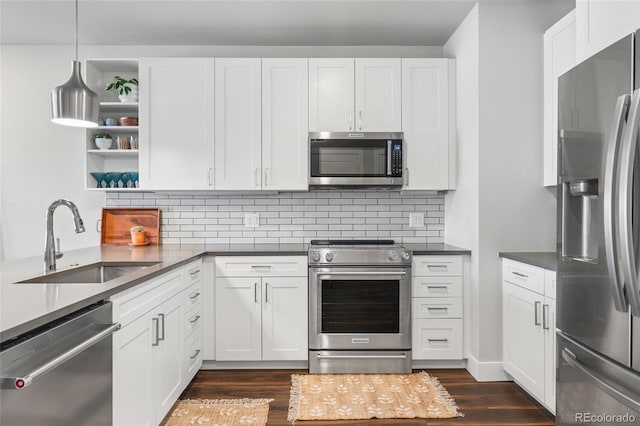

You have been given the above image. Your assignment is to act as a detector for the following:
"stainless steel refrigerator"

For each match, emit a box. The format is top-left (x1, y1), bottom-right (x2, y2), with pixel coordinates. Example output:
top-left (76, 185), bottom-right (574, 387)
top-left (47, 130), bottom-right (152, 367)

top-left (557, 30), bottom-right (640, 425)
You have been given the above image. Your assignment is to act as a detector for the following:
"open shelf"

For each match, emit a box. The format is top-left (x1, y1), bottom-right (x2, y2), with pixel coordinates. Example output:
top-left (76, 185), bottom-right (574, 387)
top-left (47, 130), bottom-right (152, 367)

top-left (87, 149), bottom-right (139, 156)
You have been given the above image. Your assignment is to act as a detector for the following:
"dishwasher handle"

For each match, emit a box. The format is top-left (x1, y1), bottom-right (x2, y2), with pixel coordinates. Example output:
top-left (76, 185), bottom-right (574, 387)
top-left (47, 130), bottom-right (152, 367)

top-left (1, 322), bottom-right (120, 390)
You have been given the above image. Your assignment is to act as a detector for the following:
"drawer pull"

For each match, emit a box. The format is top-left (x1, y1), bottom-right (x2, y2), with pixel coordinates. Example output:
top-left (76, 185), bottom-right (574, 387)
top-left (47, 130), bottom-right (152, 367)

top-left (189, 292), bottom-right (201, 300)
top-left (427, 307), bottom-right (449, 311)
top-left (190, 315), bottom-right (201, 324)
top-left (427, 265), bottom-right (449, 271)
top-left (427, 338), bottom-right (449, 343)
top-left (251, 265), bottom-right (272, 270)
top-left (190, 349), bottom-right (201, 360)
top-left (427, 285), bottom-right (448, 290)
top-left (190, 269), bottom-right (201, 276)
top-left (513, 271), bottom-right (529, 278)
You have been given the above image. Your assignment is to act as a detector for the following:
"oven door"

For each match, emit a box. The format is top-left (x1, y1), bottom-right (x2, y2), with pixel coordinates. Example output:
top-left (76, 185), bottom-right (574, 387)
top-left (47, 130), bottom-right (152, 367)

top-left (309, 134), bottom-right (403, 186)
top-left (309, 266), bottom-right (411, 350)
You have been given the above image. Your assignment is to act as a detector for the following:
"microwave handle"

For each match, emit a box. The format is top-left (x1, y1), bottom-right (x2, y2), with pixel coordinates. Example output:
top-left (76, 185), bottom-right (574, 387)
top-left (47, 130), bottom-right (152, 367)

top-left (387, 141), bottom-right (392, 176)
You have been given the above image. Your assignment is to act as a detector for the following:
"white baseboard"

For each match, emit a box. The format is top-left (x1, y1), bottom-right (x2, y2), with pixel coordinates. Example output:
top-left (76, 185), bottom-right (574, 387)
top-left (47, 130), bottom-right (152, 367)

top-left (412, 360), bottom-right (467, 369)
top-left (465, 354), bottom-right (512, 382)
top-left (201, 360), bottom-right (308, 370)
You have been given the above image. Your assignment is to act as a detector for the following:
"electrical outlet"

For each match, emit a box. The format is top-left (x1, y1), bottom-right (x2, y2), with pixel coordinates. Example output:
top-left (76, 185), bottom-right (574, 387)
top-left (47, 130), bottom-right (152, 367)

top-left (244, 213), bottom-right (259, 228)
top-left (409, 212), bottom-right (424, 228)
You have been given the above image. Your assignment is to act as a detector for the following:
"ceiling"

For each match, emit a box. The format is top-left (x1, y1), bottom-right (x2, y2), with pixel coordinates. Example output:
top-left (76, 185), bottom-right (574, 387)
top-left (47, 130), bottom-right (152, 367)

top-left (0, 0), bottom-right (477, 46)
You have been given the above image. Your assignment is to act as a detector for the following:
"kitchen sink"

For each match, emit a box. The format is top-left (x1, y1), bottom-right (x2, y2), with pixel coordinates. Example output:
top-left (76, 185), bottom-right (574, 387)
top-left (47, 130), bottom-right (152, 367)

top-left (18, 261), bottom-right (161, 284)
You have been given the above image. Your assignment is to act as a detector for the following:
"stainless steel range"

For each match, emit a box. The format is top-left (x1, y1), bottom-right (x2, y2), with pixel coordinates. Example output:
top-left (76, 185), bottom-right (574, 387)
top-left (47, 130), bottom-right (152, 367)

top-left (308, 239), bottom-right (412, 374)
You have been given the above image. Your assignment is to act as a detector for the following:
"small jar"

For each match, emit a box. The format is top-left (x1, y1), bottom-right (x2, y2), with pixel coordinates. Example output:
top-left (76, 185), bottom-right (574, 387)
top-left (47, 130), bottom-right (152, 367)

top-left (116, 136), bottom-right (130, 150)
top-left (129, 135), bottom-right (139, 150)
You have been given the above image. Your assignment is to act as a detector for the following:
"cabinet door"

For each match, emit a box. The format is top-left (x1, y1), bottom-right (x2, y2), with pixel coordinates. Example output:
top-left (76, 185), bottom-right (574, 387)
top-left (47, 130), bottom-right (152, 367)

top-left (261, 277), bottom-right (308, 361)
top-left (215, 277), bottom-right (262, 361)
top-left (544, 11), bottom-right (576, 187)
top-left (262, 58), bottom-right (309, 190)
top-left (401, 59), bottom-right (455, 190)
top-left (113, 312), bottom-right (153, 426)
top-left (354, 58), bottom-right (401, 132)
top-left (152, 295), bottom-right (183, 423)
top-left (309, 58), bottom-right (355, 131)
top-left (214, 58), bottom-right (262, 190)
top-left (139, 58), bottom-right (214, 190)
top-left (576, 0), bottom-right (640, 63)
top-left (503, 282), bottom-right (545, 402)
top-left (543, 297), bottom-right (556, 414)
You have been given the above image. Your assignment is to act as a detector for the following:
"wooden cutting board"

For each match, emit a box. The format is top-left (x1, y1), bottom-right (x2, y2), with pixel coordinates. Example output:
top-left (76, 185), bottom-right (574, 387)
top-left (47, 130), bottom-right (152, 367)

top-left (100, 208), bottom-right (160, 244)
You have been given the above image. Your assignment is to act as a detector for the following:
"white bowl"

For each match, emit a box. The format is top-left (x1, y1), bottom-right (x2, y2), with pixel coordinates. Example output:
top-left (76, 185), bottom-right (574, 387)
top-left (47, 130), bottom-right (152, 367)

top-left (95, 138), bottom-right (113, 150)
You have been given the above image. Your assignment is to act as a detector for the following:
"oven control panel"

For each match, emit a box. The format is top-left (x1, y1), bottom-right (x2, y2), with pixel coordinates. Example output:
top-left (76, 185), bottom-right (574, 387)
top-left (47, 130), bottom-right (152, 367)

top-left (308, 248), bottom-right (412, 266)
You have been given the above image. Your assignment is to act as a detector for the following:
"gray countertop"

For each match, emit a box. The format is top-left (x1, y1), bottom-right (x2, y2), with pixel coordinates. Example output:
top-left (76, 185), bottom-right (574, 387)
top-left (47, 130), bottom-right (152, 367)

top-left (498, 251), bottom-right (557, 271)
top-left (1, 241), bottom-right (470, 344)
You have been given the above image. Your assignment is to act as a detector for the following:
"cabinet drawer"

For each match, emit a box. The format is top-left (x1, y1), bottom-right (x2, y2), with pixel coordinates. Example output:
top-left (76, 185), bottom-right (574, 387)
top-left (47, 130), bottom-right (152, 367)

top-left (412, 318), bottom-right (463, 360)
top-left (502, 259), bottom-right (545, 294)
top-left (412, 298), bottom-right (462, 319)
top-left (183, 280), bottom-right (203, 309)
top-left (111, 268), bottom-right (184, 327)
top-left (544, 269), bottom-right (556, 300)
top-left (184, 304), bottom-right (202, 340)
top-left (412, 276), bottom-right (462, 298)
top-left (215, 256), bottom-right (307, 277)
top-left (184, 259), bottom-right (203, 283)
top-left (183, 332), bottom-right (202, 383)
top-left (413, 256), bottom-right (462, 276)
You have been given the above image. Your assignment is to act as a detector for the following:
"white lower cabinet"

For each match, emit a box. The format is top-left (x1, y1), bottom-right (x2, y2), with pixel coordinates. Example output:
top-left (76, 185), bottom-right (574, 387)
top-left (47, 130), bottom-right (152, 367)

top-left (112, 258), bottom-right (204, 425)
top-left (502, 258), bottom-right (556, 413)
top-left (411, 255), bottom-right (465, 361)
top-left (214, 256), bottom-right (308, 362)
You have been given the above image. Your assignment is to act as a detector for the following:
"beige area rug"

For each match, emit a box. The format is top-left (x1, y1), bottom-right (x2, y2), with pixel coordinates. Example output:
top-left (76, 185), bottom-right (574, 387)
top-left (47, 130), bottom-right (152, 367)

top-left (287, 372), bottom-right (463, 422)
top-left (163, 398), bottom-right (273, 426)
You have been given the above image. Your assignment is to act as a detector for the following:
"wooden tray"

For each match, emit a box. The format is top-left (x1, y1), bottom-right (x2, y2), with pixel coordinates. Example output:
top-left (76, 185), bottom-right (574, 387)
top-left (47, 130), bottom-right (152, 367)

top-left (101, 208), bottom-right (160, 245)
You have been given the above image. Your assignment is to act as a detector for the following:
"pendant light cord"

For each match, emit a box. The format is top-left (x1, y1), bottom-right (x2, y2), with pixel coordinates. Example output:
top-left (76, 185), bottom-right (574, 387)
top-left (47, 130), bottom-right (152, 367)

top-left (74, 0), bottom-right (79, 61)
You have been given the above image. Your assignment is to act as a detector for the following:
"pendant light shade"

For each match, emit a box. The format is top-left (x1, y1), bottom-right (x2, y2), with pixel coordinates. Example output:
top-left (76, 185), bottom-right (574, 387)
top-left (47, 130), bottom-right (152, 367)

top-left (51, 60), bottom-right (99, 127)
top-left (50, 0), bottom-right (99, 128)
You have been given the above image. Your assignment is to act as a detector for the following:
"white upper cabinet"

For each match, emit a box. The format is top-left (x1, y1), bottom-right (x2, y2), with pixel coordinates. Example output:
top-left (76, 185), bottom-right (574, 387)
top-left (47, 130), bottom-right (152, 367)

top-left (309, 58), bottom-right (355, 131)
top-left (354, 58), bottom-right (402, 131)
top-left (309, 58), bottom-right (401, 132)
top-left (261, 58), bottom-right (309, 191)
top-left (214, 58), bottom-right (262, 190)
top-left (401, 58), bottom-right (456, 190)
top-left (139, 58), bottom-right (214, 190)
top-left (576, 0), bottom-right (640, 64)
top-left (544, 10), bottom-right (576, 187)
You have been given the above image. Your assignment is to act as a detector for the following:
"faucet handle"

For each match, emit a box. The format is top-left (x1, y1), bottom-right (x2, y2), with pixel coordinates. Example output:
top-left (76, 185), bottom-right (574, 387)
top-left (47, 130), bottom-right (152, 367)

top-left (55, 238), bottom-right (63, 259)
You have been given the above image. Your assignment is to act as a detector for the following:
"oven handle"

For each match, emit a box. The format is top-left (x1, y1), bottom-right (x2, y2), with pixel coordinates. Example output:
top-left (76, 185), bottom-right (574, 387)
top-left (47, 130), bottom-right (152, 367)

top-left (318, 271), bottom-right (407, 277)
top-left (316, 354), bottom-right (407, 360)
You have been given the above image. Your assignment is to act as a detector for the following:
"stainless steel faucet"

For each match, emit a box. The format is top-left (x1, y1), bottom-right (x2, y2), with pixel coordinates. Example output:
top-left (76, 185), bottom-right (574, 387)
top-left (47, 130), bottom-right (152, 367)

top-left (44, 199), bottom-right (85, 271)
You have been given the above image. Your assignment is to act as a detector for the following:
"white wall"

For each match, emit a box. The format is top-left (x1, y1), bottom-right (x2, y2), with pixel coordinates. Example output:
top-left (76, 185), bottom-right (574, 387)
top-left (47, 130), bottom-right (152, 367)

top-left (0, 44), bottom-right (442, 261)
top-left (443, 0), bottom-right (573, 380)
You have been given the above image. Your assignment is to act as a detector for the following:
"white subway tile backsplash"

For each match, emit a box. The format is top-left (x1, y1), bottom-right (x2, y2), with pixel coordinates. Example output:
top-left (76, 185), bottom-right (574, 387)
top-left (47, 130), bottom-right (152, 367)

top-left (106, 190), bottom-right (445, 245)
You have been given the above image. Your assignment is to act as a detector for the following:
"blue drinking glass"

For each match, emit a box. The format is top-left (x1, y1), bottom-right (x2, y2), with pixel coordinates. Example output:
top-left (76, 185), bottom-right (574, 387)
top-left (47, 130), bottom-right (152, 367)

top-left (90, 172), bottom-right (107, 188)
top-left (127, 171), bottom-right (139, 188)
top-left (120, 172), bottom-right (131, 189)
top-left (110, 172), bottom-right (124, 189)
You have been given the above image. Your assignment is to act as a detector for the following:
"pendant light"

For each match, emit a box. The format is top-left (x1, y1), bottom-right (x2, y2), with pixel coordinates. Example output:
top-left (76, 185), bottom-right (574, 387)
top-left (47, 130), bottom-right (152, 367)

top-left (51, 0), bottom-right (99, 127)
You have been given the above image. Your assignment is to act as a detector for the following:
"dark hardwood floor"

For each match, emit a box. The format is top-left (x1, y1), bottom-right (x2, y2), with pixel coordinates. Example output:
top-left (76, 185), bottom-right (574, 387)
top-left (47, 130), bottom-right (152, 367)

top-left (178, 369), bottom-right (555, 425)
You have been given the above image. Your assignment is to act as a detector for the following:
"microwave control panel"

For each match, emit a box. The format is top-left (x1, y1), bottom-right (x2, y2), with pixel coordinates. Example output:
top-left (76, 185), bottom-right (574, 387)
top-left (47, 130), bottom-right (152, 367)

top-left (389, 140), bottom-right (403, 176)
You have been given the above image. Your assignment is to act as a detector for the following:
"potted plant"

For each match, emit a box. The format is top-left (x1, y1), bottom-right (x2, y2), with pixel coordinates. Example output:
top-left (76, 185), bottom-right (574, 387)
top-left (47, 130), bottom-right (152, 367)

top-left (130, 226), bottom-right (146, 245)
top-left (106, 76), bottom-right (139, 103)
top-left (93, 133), bottom-right (113, 150)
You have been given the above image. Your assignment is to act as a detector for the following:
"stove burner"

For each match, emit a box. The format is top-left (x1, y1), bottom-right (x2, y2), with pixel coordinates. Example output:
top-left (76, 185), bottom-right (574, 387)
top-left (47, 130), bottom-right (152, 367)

top-left (310, 239), bottom-right (395, 246)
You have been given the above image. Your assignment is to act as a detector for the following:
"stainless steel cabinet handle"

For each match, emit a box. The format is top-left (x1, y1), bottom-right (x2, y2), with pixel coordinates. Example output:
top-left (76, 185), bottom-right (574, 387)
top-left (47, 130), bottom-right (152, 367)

top-left (542, 304), bottom-right (549, 330)
top-left (152, 317), bottom-right (160, 346)
top-left (190, 269), bottom-right (201, 276)
top-left (427, 285), bottom-right (449, 290)
top-left (254, 282), bottom-right (258, 303)
top-left (0, 323), bottom-right (120, 390)
top-left (427, 338), bottom-right (449, 343)
top-left (265, 282), bottom-right (269, 303)
top-left (513, 272), bottom-right (528, 279)
top-left (190, 349), bottom-right (201, 360)
top-left (534, 301), bottom-right (541, 326)
top-left (264, 169), bottom-right (269, 187)
top-left (208, 168), bottom-right (213, 186)
top-left (349, 112), bottom-right (353, 131)
top-left (603, 94), bottom-right (631, 313)
top-left (251, 265), bottom-right (271, 270)
top-left (189, 292), bottom-right (201, 300)
top-left (158, 313), bottom-right (165, 342)
top-left (427, 265), bottom-right (449, 271)
top-left (189, 315), bottom-right (201, 324)
top-left (617, 88), bottom-right (640, 316)
top-left (562, 348), bottom-right (640, 412)
top-left (427, 307), bottom-right (449, 311)
top-left (358, 110), bottom-right (363, 130)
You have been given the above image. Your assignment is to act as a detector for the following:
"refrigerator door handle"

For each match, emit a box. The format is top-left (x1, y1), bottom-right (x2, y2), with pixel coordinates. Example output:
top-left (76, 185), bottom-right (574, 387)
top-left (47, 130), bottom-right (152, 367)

top-left (562, 348), bottom-right (640, 412)
top-left (603, 94), bottom-right (631, 313)
top-left (618, 88), bottom-right (640, 317)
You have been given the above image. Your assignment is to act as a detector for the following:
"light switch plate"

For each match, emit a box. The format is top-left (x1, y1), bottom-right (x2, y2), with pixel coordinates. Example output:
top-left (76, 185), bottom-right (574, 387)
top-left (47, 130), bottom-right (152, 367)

top-left (409, 212), bottom-right (424, 228)
top-left (244, 213), bottom-right (259, 228)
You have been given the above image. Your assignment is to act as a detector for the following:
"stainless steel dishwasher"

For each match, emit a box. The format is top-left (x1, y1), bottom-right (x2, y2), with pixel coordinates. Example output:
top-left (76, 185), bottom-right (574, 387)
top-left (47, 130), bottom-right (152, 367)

top-left (0, 302), bottom-right (120, 426)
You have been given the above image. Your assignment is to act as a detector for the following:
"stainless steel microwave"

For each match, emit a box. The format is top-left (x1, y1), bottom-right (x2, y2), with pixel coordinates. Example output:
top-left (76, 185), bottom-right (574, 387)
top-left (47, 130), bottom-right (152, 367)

top-left (309, 132), bottom-right (404, 188)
